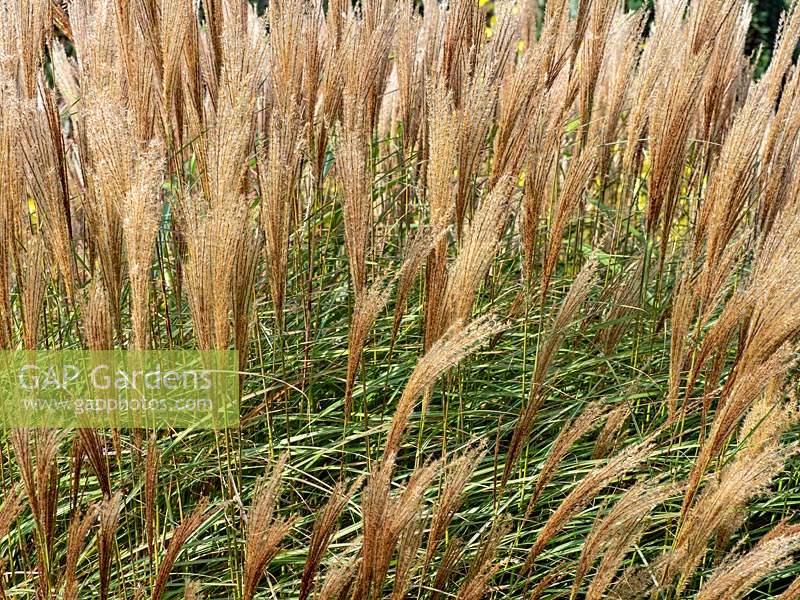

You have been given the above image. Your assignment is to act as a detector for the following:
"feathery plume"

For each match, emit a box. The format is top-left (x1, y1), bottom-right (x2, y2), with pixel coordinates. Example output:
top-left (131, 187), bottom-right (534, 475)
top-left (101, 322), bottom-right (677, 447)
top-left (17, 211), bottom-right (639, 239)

top-left (242, 453), bottom-right (296, 600)
top-left (257, 111), bottom-right (304, 333)
top-left (384, 315), bottom-right (505, 458)
top-left (524, 402), bottom-right (608, 519)
top-left (98, 492), bottom-right (122, 600)
top-left (696, 531), bottom-right (800, 600)
top-left (504, 258), bottom-right (599, 485)
top-left (11, 429), bottom-right (61, 595)
top-left (151, 498), bottom-right (211, 600)
top-left (299, 477), bottom-right (363, 600)
top-left (523, 439), bottom-right (654, 571)
top-left (425, 444), bottom-right (485, 567)
top-left (62, 503), bottom-right (99, 600)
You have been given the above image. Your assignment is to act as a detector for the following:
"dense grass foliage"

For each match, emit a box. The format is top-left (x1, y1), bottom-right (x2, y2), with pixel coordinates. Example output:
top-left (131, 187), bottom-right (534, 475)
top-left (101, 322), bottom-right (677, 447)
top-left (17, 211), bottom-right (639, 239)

top-left (1, 0), bottom-right (800, 599)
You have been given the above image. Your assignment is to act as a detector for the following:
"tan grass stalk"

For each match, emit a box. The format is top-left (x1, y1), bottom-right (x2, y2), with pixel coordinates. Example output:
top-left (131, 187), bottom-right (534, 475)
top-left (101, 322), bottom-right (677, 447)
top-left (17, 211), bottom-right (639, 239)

top-left (267, 0), bottom-right (310, 120)
top-left (524, 402), bottom-right (608, 519)
top-left (538, 0), bottom-right (574, 86)
top-left (422, 81), bottom-right (458, 349)
top-left (0, 485), bottom-right (22, 597)
top-left (78, 278), bottom-right (116, 501)
top-left (0, 78), bottom-right (20, 349)
top-left (424, 79), bottom-right (458, 231)
top-left (454, 519), bottom-right (510, 600)
top-left (425, 444), bottom-right (485, 568)
top-left (10, 428), bottom-right (61, 595)
top-left (309, 34), bottom-right (343, 187)
top-left (778, 575), bottom-right (800, 600)
top-left (760, 0), bottom-right (800, 106)
top-left (668, 274), bottom-right (696, 415)
top-left (233, 226), bottom-right (261, 371)
top-left (336, 120), bottom-right (373, 301)
top-left (451, 50), bottom-right (506, 237)
top-left (574, 480), bottom-right (680, 598)
top-left (759, 65), bottom-right (800, 239)
top-left (317, 553), bottom-right (360, 600)
top-left (111, 0), bottom-right (161, 141)
top-left (384, 315), bottom-right (505, 459)
top-left (156, 0), bottom-right (194, 145)
top-left (3, 0), bottom-right (51, 97)
top-left (696, 531), bottom-right (800, 600)
top-left (98, 492), bottom-right (122, 600)
top-left (694, 95), bottom-right (770, 304)
top-left (61, 503), bottom-right (99, 600)
top-left (353, 456), bottom-right (398, 599)
top-left (528, 567), bottom-right (566, 600)
top-left (591, 11), bottom-right (646, 178)
top-left (354, 456), bottom-right (440, 600)
top-left (394, 0), bottom-right (435, 162)
top-left (440, 0), bottom-right (482, 107)
top-left (575, 0), bottom-right (617, 142)
top-left (682, 343), bottom-right (796, 515)
top-left (76, 428), bottom-right (111, 498)
top-left (181, 198), bottom-right (250, 350)
top-left (118, 142), bottom-right (165, 349)
top-left (257, 111), bottom-right (304, 332)
top-left (183, 580), bottom-right (204, 600)
top-left (20, 232), bottom-right (47, 350)
top-left (342, 0), bottom-right (398, 134)
top-left (199, 5), bottom-right (266, 207)
top-left (622, 0), bottom-right (687, 180)
top-left (488, 13), bottom-right (544, 185)
top-left (339, 5), bottom-right (395, 149)
top-left (242, 454), bottom-right (296, 600)
top-left (684, 290), bottom-right (753, 401)
top-left (520, 89), bottom-right (565, 282)
top-left (83, 278), bottom-right (113, 351)
top-left (390, 513), bottom-right (425, 600)
top-left (345, 275), bottom-right (393, 416)
top-left (523, 438), bottom-right (654, 571)
top-left (431, 175), bottom-right (516, 344)
top-left (78, 90), bottom-right (131, 330)
top-left (682, 192), bottom-right (800, 504)
top-left (599, 254), bottom-right (643, 355)
top-left (392, 227), bottom-right (441, 346)
top-left (696, 3), bottom-right (750, 145)
top-left (429, 537), bottom-right (462, 600)
top-left (70, 0), bottom-right (119, 95)
top-left (504, 258), bottom-right (598, 486)
top-left (180, 3), bottom-right (203, 128)
top-left (541, 148), bottom-right (597, 299)
top-left (51, 40), bottom-right (81, 111)
top-left (516, 0), bottom-right (541, 47)
top-left (299, 477), bottom-right (363, 600)
top-left (646, 48), bottom-right (707, 248)
top-left (0, 487), bottom-right (21, 543)
top-left (199, 0), bottom-right (222, 97)
top-left (610, 554), bottom-right (672, 600)
top-left (151, 497), bottom-right (211, 600)
top-left (585, 519), bottom-right (648, 600)
top-left (669, 441), bottom-right (798, 592)
top-left (745, 203), bottom-right (800, 368)
top-left (738, 383), bottom-right (799, 456)
top-left (592, 402), bottom-right (631, 460)
top-left (18, 90), bottom-right (75, 301)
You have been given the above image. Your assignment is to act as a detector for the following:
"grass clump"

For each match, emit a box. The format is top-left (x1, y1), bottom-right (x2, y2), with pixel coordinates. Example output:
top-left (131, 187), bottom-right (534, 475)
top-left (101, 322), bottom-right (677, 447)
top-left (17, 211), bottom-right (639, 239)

top-left (0, 0), bottom-right (800, 598)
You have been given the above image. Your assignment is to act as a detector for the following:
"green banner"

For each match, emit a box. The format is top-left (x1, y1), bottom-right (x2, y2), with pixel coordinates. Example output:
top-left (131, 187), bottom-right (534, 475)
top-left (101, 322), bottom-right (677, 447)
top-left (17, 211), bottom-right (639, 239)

top-left (0, 350), bottom-right (239, 428)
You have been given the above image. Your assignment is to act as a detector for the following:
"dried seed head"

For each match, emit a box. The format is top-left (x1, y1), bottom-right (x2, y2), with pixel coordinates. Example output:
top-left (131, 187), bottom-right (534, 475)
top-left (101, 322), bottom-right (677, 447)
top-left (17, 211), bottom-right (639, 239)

top-left (243, 453), bottom-right (296, 600)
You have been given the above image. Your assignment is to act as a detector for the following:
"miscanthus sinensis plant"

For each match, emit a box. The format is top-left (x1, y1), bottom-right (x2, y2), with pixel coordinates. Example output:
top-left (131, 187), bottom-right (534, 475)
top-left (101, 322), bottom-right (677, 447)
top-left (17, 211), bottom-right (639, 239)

top-left (1, 0), bottom-right (800, 598)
